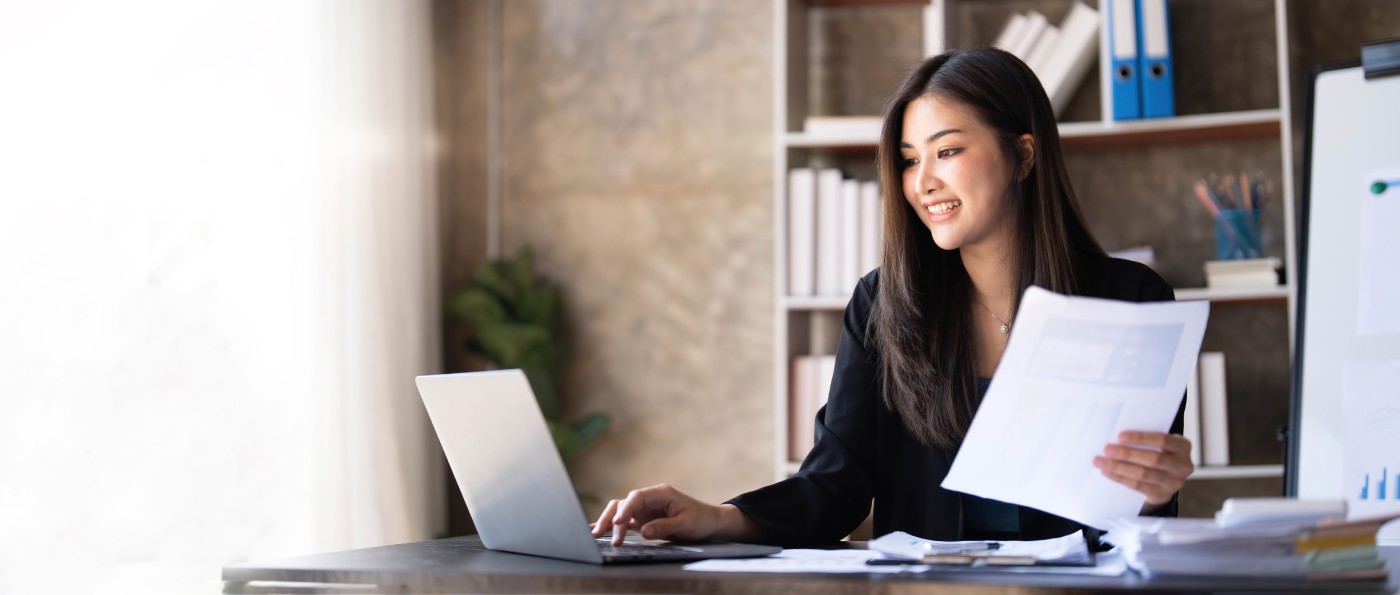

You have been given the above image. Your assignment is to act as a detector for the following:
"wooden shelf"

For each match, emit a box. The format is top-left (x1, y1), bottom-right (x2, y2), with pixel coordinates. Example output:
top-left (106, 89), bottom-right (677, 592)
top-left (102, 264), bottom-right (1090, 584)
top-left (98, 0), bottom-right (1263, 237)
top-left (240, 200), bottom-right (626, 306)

top-left (805, 0), bottom-right (929, 6)
top-left (1189, 464), bottom-right (1284, 480)
top-left (790, 462), bottom-right (1283, 480)
top-left (785, 109), bottom-right (1282, 151)
top-left (785, 284), bottom-right (1290, 311)
top-left (784, 295), bottom-right (850, 310)
top-left (1058, 109), bottom-right (1283, 150)
top-left (1175, 285), bottom-right (1290, 303)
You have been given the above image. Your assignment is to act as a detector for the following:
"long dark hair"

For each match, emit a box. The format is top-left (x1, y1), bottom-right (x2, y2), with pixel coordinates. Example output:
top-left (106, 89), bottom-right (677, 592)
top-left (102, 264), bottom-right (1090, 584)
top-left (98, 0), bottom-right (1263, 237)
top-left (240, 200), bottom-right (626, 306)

top-left (868, 47), bottom-right (1104, 450)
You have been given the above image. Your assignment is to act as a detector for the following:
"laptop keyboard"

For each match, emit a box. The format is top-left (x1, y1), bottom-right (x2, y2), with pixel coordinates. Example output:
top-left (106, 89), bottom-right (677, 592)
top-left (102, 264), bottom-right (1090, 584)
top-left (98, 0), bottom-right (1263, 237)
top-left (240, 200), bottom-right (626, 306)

top-left (595, 540), bottom-right (703, 560)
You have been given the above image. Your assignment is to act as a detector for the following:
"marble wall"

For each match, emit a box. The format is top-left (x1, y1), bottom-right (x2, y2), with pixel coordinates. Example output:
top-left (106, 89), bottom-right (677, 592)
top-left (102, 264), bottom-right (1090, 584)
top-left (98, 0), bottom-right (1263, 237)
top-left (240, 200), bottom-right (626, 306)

top-left (435, 0), bottom-right (776, 523)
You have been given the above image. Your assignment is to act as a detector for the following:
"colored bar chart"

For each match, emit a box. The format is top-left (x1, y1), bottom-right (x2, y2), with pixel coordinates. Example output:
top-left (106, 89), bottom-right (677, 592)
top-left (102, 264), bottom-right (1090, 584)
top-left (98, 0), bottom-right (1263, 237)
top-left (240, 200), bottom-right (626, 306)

top-left (1343, 362), bottom-right (1400, 519)
top-left (1360, 468), bottom-right (1400, 500)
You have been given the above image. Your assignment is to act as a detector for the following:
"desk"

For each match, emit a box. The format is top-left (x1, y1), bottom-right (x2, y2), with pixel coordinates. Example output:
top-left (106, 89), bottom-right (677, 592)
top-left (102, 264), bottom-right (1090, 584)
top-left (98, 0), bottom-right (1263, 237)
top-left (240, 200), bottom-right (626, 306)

top-left (223, 535), bottom-right (1397, 594)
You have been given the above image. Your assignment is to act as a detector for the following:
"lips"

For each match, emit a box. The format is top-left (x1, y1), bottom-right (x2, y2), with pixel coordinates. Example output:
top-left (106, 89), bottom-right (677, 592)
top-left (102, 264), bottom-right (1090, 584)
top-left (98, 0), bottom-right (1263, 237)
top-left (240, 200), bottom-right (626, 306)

top-left (927, 199), bottom-right (961, 215)
top-left (924, 198), bottom-right (962, 221)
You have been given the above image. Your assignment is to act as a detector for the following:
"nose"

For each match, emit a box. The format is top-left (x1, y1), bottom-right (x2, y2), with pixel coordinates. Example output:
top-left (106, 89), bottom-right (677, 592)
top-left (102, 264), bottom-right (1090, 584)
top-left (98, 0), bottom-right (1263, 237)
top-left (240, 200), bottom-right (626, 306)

top-left (916, 160), bottom-right (940, 195)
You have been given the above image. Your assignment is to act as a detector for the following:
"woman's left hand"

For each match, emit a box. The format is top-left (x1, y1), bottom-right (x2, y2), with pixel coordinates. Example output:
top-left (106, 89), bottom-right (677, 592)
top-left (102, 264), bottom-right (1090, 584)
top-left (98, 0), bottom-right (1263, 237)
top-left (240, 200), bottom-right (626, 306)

top-left (1094, 431), bottom-right (1194, 511)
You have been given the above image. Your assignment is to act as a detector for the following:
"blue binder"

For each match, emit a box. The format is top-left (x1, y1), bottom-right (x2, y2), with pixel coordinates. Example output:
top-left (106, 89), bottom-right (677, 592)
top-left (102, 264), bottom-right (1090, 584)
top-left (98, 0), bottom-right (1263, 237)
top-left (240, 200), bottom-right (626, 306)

top-left (1137, 0), bottom-right (1176, 118)
top-left (1107, 0), bottom-right (1141, 120)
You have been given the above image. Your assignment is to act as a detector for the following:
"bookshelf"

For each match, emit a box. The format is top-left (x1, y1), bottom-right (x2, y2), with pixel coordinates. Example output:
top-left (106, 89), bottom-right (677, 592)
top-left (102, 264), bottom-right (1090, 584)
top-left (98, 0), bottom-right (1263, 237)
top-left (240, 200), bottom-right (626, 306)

top-left (772, 0), bottom-right (1299, 505)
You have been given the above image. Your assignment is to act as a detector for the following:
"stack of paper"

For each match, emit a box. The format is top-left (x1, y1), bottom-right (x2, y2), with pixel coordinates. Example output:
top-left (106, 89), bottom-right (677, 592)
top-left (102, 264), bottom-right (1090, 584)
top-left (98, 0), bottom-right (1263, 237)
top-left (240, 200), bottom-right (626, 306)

top-left (1104, 500), bottom-right (1396, 581)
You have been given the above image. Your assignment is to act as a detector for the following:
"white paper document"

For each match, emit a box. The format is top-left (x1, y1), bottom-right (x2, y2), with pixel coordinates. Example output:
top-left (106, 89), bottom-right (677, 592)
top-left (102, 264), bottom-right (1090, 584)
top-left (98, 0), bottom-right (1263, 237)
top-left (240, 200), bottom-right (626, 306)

top-left (683, 548), bottom-right (926, 574)
top-left (869, 530), bottom-right (1094, 564)
top-left (1358, 168), bottom-right (1400, 336)
top-left (942, 286), bottom-right (1209, 530)
top-left (1343, 360), bottom-right (1400, 542)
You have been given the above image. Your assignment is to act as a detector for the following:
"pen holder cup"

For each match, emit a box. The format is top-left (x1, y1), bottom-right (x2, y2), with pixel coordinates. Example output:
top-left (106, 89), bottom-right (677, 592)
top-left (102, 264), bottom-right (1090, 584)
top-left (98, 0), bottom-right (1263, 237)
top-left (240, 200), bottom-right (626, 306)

top-left (1214, 209), bottom-right (1262, 260)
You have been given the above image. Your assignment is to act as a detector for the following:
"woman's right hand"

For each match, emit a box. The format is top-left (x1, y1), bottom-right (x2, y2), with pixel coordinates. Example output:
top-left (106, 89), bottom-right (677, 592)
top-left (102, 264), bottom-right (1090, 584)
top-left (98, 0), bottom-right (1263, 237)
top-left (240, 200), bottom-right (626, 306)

top-left (588, 483), bottom-right (760, 546)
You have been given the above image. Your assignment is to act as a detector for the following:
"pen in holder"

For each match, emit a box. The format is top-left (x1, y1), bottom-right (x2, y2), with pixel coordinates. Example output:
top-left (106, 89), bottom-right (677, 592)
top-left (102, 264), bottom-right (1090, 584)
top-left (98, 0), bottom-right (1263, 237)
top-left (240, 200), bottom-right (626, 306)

top-left (1214, 209), bottom-right (1261, 260)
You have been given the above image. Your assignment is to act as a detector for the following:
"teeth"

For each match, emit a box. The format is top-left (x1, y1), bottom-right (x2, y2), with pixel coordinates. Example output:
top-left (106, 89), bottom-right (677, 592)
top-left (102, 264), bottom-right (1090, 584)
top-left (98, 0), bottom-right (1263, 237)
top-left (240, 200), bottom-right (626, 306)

top-left (927, 199), bottom-right (962, 215)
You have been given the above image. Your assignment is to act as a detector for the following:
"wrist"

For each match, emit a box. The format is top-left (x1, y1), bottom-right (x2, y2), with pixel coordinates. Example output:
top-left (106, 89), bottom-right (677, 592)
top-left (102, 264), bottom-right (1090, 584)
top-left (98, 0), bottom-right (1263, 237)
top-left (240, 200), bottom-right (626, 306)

top-left (716, 503), bottom-right (761, 542)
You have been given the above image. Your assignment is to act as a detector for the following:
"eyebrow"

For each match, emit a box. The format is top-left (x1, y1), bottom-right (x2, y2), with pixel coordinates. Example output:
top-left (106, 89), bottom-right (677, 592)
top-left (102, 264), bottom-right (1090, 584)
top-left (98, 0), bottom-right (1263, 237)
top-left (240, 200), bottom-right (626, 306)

top-left (899, 129), bottom-right (962, 149)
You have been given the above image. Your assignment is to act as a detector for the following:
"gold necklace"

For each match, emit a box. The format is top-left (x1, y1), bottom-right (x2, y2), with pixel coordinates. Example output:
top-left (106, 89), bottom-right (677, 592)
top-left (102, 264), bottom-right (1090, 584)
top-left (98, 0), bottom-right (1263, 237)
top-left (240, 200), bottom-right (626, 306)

top-left (973, 295), bottom-right (1012, 334)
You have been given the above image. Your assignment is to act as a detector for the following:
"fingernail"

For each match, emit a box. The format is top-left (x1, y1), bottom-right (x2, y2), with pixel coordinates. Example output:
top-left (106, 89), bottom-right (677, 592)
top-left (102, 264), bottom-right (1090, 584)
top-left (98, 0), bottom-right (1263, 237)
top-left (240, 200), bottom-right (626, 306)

top-left (1093, 456), bottom-right (1104, 467)
top-left (642, 527), bottom-right (653, 538)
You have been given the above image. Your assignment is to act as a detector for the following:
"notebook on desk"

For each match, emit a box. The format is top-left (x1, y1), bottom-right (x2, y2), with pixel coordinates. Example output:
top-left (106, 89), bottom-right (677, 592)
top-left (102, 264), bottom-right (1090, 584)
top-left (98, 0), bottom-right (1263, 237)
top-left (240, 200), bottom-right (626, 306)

top-left (416, 370), bottom-right (780, 565)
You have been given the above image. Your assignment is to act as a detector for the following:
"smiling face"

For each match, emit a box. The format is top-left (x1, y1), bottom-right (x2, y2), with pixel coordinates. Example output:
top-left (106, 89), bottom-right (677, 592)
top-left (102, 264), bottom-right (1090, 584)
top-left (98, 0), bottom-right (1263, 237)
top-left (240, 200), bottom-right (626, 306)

top-left (899, 95), bottom-right (1028, 254)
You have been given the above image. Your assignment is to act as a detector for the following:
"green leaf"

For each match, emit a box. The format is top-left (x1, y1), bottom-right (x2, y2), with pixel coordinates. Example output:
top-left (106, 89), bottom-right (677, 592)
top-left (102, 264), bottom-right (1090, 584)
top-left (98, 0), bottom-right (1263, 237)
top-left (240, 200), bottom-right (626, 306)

top-left (571, 413), bottom-right (609, 452)
top-left (509, 249), bottom-right (537, 293)
top-left (473, 259), bottom-right (520, 308)
top-left (475, 323), bottom-right (549, 368)
top-left (444, 288), bottom-right (506, 326)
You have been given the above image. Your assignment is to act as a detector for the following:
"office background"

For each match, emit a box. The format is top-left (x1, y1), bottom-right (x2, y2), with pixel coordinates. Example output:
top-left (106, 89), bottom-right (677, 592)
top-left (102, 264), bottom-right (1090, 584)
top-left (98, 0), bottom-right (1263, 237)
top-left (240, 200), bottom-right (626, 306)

top-left (0, 1), bottom-right (1397, 593)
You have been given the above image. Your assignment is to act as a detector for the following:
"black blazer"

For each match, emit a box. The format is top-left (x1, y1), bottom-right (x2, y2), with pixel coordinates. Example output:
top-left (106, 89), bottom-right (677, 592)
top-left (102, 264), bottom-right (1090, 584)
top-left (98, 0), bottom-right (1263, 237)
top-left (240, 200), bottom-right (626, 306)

top-left (728, 255), bottom-right (1184, 547)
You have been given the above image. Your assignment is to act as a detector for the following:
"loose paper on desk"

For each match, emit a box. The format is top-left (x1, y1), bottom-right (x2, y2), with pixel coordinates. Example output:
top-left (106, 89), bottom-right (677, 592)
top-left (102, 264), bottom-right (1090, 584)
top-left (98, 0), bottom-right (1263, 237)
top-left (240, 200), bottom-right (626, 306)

top-left (683, 549), bottom-right (927, 574)
top-left (942, 286), bottom-right (1209, 530)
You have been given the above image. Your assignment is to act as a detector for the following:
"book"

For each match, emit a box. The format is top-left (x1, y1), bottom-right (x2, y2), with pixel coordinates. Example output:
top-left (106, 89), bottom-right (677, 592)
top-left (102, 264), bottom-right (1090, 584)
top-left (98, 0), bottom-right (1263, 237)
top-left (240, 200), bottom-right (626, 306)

top-left (858, 181), bottom-right (882, 278)
top-left (1198, 351), bottom-right (1230, 467)
top-left (1204, 257), bottom-right (1281, 289)
top-left (789, 357), bottom-right (818, 461)
top-left (993, 13), bottom-right (1030, 55)
top-left (801, 115), bottom-right (880, 138)
top-left (815, 169), bottom-right (843, 296)
top-left (1010, 10), bottom-right (1049, 60)
top-left (787, 168), bottom-right (816, 296)
top-left (1024, 24), bottom-right (1061, 81)
top-left (840, 179), bottom-right (861, 290)
top-left (1184, 359), bottom-right (1202, 466)
top-left (1039, 2), bottom-right (1100, 117)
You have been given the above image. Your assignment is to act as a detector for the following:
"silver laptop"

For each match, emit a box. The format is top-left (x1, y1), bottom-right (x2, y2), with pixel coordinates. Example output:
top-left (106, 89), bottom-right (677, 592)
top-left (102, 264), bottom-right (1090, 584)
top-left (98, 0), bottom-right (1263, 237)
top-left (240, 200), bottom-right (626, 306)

top-left (416, 370), bottom-right (781, 564)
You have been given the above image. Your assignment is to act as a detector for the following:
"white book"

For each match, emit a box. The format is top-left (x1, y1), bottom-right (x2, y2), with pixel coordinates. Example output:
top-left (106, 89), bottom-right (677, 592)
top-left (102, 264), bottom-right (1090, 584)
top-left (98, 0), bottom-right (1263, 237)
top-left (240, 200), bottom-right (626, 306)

top-left (815, 168), bottom-right (844, 296)
top-left (858, 181), bottom-right (882, 277)
top-left (802, 115), bottom-right (881, 137)
top-left (787, 168), bottom-right (816, 296)
top-left (1184, 357), bottom-right (1203, 466)
top-left (922, 0), bottom-right (946, 57)
top-left (789, 357), bottom-right (817, 461)
top-left (1198, 351), bottom-right (1230, 467)
top-left (839, 179), bottom-right (861, 290)
top-left (1040, 2), bottom-right (1100, 117)
top-left (1204, 258), bottom-right (1281, 289)
top-left (1011, 10), bottom-right (1049, 60)
top-left (1025, 24), bottom-right (1060, 81)
top-left (994, 13), bottom-right (1029, 55)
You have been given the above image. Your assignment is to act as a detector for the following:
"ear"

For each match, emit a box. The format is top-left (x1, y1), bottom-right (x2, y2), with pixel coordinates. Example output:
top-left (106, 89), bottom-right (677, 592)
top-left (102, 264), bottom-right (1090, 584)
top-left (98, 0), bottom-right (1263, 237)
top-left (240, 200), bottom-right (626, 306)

top-left (1016, 133), bottom-right (1035, 181)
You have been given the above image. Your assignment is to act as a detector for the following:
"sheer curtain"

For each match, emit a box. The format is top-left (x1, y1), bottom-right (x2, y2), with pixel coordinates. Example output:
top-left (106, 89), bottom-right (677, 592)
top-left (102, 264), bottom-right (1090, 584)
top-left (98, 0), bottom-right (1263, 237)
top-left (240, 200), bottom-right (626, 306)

top-left (0, 1), bottom-right (442, 592)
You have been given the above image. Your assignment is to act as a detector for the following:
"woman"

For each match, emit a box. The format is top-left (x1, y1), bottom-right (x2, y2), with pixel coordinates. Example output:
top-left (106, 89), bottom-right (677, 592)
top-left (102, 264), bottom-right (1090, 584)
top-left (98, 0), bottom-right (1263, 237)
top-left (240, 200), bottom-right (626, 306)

top-left (592, 47), bottom-right (1194, 547)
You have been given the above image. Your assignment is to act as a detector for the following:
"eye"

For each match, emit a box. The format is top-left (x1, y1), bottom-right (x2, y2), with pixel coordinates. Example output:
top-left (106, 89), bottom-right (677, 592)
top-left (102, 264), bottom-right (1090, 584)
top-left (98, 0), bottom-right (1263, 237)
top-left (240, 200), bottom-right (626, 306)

top-left (900, 156), bottom-right (918, 170)
top-left (937, 148), bottom-right (961, 159)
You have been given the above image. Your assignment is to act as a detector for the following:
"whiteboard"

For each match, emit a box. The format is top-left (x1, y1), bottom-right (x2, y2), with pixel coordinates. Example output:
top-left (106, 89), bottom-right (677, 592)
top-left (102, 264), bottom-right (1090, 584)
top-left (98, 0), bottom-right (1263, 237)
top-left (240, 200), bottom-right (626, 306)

top-left (1290, 61), bottom-right (1400, 534)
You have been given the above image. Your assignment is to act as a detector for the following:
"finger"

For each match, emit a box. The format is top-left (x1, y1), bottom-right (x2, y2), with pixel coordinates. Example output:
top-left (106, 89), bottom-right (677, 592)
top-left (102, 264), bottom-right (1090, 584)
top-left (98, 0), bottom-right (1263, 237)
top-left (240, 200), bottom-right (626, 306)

top-left (611, 485), bottom-right (676, 546)
top-left (1117, 431), bottom-right (1191, 456)
top-left (592, 500), bottom-right (619, 537)
top-left (640, 516), bottom-right (682, 540)
top-left (1101, 444), bottom-right (1193, 477)
top-left (1098, 466), bottom-right (1176, 505)
top-left (1094, 456), bottom-right (1183, 489)
top-left (612, 490), bottom-right (648, 545)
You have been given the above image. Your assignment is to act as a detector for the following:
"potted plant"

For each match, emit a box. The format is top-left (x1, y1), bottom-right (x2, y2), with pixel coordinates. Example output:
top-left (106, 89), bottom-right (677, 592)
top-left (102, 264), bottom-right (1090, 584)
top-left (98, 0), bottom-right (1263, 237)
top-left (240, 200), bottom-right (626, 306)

top-left (445, 248), bottom-right (609, 461)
